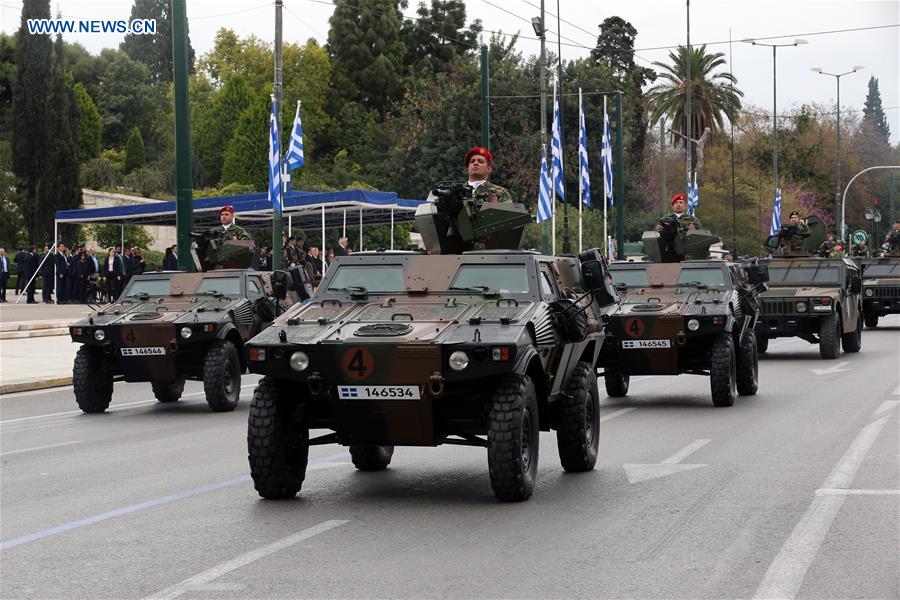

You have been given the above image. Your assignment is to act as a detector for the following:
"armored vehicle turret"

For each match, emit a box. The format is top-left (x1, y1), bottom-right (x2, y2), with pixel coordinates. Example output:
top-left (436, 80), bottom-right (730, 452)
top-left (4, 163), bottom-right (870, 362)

top-left (641, 219), bottom-right (720, 263)
top-left (190, 230), bottom-right (256, 271)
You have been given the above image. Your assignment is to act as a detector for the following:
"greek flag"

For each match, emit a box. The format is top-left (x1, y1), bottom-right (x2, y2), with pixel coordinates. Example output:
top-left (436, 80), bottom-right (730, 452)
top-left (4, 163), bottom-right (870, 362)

top-left (284, 100), bottom-right (304, 171)
top-left (268, 95), bottom-right (282, 212)
top-left (602, 97), bottom-right (613, 207)
top-left (687, 172), bottom-right (699, 215)
top-left (536, 145), bottom-right (552, 223)
top-left (551, 84), bottom-right (565, 200)
top-left (769, 188), bottom-right (782, 236)
top-left (578, 90), bottom-right (590, 207)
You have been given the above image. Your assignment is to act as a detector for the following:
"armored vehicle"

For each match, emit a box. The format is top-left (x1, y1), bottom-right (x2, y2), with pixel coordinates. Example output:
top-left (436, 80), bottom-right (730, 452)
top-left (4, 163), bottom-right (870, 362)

top-left (641, 217), bottom-right (720, 263)
top-left (598, 259), bottom-right (768, 407)
top-left (245, 248), bottom-right (619, 502)
top-left (857, 258), bottom-right (900, 328)
top-left (70, 268), bottom-right (299, 413)
top-left (754, 257), bottom-right (863, 358)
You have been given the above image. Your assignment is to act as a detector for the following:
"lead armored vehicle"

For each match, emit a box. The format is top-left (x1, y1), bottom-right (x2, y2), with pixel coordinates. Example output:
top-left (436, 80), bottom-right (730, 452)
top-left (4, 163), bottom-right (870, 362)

top-left (858, 258), bottom-right (900, 328)
top-left (245, 183), bottom-right (619, 502)
top-left (598, 259), bottom-right (768, 407)
top-left (70, 238), bottom-right (303, 413)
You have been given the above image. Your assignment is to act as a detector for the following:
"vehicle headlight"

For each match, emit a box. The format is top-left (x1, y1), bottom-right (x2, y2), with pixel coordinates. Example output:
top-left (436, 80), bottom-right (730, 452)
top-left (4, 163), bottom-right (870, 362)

top-left (796, 302), bottom-right (808, 313)
top-left (687, 318), bottom-right (700, 331)
top-left (93, 329), bottom-right (105, 341)
top-left (449, 350), bottom-right (469, 371)
top-left (865, 288), bottom-right (874, 297)
top-left (289, 351), bottom-right (309, 372)
top-left (179, 326), bottom-right (192, 339)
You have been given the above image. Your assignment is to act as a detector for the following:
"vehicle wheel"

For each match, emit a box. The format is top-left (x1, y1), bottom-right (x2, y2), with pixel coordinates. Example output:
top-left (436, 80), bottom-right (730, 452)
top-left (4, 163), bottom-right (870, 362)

top-left (247, 377), bottom-right (308, 499)
top-left (557, 361), bottom-right (600, 472)
top-left (841, 313), bottom-right (862, 353)
top-left (151, 378), bottom-right (185, 403)
top-left (73, 346), bottom-right (114, 413)
top-left (709, 333), bottom-right (737, 407)
top-left (757, 334), bottom-right (769, 354)
top-left (203, 340), bottom-right (241, 412)
top-left (487, 374), bottom-right (540, 502)
top-left (604, 370), bottom-right (630, 397)
top-left (349, 445), bottom-right (394, 471)
top-left (864, 314), bottom-right (878, 329)
top-left (736, 331), bottom-right (759, 396)
top-left (819, 311), bottom-right (841, 359)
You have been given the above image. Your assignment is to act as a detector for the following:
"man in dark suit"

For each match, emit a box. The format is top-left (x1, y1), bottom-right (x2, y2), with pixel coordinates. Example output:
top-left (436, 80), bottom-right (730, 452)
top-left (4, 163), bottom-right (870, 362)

top-left (0, 247), bottom-right (10, 302)
top-left (68, 245), bottom-right (81, 303)
top-left (39, 245), bottom-right (54, 303)
top-left (25, 246), bottom-right (38, 303)
top-left (163, 244), bottom-right (179, 270)
top-left (13, 248), bottom-right (28, 295)
top-left (55, 244), bottom-right (69, 304)
top-left (333, 237), bottom-right (350, 258)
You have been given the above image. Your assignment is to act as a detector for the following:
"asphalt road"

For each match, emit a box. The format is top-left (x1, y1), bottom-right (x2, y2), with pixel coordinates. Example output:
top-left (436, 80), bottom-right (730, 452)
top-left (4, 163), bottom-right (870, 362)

top-left (1, 317), bottom-right (898, 599)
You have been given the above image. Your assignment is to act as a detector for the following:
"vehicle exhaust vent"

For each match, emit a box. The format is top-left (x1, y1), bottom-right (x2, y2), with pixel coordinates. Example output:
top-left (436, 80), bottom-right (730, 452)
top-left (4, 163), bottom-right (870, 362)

top-left (631, 303), bottom-right (665, 312)
top-left (129, 312), bottom-right (163, 321)
top-left (354, 323), bottom-right (413, 337)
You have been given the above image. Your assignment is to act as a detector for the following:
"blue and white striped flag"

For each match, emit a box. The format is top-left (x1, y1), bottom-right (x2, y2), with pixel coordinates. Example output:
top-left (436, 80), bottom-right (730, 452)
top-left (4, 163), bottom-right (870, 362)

top-left (769, 188), bottom-right (782, 236)
top-left (687, 171), bottom-right (699, 215)
top-left (536, 145), bottom-right (552, 223)
top-left (551, 84), bottom-right (565, 200)
top-left (284, 100), bottom-right (304, 171)
top-left (601, 96), bottom-right (613, 207)
top-left (578, 90), bottom-right (590, 207)
top-left (268, 95), bottom-right (282, 212)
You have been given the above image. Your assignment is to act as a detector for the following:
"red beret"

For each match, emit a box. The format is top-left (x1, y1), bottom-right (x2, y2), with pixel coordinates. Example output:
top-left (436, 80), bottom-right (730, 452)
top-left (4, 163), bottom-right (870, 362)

top-left (220, 205), bottom-right (235, 215)
top-left (671, 194), bottom-right (686, 205)
top-left (465, 147), bottom-right (493, 166)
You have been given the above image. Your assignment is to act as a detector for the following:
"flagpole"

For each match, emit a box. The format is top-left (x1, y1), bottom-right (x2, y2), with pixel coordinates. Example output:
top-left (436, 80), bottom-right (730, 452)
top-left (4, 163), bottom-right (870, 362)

top-left (272, 0), bottom-right (284, 270)
top-left (578, 88), bottom-right (583, 254)
top-left (603, 95), bottom-right (608, 257)
top-left (551, 81), bottom-right (557, 256)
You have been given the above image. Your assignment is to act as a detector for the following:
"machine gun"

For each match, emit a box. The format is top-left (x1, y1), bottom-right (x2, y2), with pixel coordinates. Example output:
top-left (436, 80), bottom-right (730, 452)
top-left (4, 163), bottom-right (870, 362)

top-left (190, 229), bottom-right (256, 271)
top-left (641, 216), bottom-right (719, 263)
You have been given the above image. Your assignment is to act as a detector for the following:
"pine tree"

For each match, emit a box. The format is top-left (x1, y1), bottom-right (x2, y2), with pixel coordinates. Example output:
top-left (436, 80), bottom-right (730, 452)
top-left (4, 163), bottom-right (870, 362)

top-left (124, 127), bottom-right (145, 173)
top-left (193, 75), bottom-right (252, 186)
top-left (862, 76), bottom-right (890, 145)
top-left (220, 94), bottom-right (268, 191)
top-left (73, 83), bottom-right (102, 161)
top-left (120, 0), bottom-right (194, 82)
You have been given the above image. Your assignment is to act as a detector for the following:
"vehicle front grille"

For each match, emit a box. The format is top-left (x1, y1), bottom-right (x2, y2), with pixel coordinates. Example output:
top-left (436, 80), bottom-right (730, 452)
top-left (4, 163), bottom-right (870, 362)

top-left (871, 287), bottom-right (900, 299)
top-left (761, 298), bottom-right (799, 315)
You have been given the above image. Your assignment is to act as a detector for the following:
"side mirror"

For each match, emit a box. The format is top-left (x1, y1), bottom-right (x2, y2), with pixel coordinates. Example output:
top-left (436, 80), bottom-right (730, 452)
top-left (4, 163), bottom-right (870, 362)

top-left (270, 270), bottom-right (289, 300)
top-left (850, 276), bottom-right (862, 294)
top-left (745, 260), bottom-right (769, 286)
top-left (288, 266), bottom-right (313, 301)
top-left (578, 248), bottom-right (617, 307)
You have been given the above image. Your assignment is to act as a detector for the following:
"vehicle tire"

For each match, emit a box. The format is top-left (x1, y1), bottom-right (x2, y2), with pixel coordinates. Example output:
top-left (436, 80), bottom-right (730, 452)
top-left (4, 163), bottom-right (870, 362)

top-left (557, 361), bottom-right (600, 472)
top-left (864, 313), bottom-right (879, 329)
top-left (709, 333), bottom-right (737, 407)
top-left (247, 377), bottom-right (308, 499)
top-left (151, 378), bottom-right (185, 403)
top-left (736, 331), bottom-right (759, 396)
top-left (604, 370), bottom-right (630, 397)
top-left (203, 340), bottom-right (241, 412)
top-left (819, 311), bottom-right (841, 360)
top-left (841, 313), bottom-right (862, 353)
top-left (487, 374), bottom-right (540, 502)
top-left (757, 334), bottom-right (769, 354)
top-left (73, 346), bottom-right (114, 413)
top-left (349, 445), bottom-right (394, 471)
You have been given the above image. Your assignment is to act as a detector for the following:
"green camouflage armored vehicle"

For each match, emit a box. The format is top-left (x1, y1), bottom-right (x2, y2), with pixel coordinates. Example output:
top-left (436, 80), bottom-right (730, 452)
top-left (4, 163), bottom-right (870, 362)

top-left (754, 257), bottom-right (863, 358)
top-left (70, 265), bottom-right (304, 414)
top-left (245, 246), bottom-right (619, 502)
top-left (598, 259), bottom-right (768, 407)
top-left (856, 258), bottom-right (900, 328)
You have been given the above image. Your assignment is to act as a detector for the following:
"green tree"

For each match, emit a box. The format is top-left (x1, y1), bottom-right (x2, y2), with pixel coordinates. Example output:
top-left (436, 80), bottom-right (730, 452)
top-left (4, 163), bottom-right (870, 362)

top-left (282, 40), bottom-right (333, 164)
top-left (862, 76), bottom-right (890, 147)
top-left (96, 50), bottom-right (158, 148)
top-left (198, 29), bottom-right (272, 90)
top-left (73, 83), bottom-right (102, 160)
top-left (193, 74), bottom-right (252, 186)
top-left (0, 33), bottom-right (16, 144)
top-left (220, 93), bottom-right (268, 190)
top-left (91, 224), bottom-right (153, 250)
top-left (124, 127), bottom-right (146, 173)
top-left (120, 0), bottom-right (194, 83)
top-left (401, 0), bottom-right (481, 75)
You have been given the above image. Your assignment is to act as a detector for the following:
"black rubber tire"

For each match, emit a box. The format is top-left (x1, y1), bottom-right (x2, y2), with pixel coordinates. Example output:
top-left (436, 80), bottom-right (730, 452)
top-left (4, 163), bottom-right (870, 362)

top-left (73, 346), bottom-right (114, 413)
top-left (203, 340), bottom-right (241, 412)
top-left (736, 331), bottom-right (759, 396)
top-left (819, 311), bottom-right (841, 360)
top-left (487, 374), bottom-right (540, 502)
top-left (557, 361), bottom-right (600, 472)
top-left (864, 313), bottom-right (879, 329)
top-left (247, 377), bottom-right (308, 499)
top-left (604, 370), bottom-right (630, 397)
top-left (841, 313), bottom-right (863, 353)
top-left (757, 334), bottom-right (769, 354)
top-left (709, 333), bottom-right (737, 407)
top-left (151, 378), bottom-right (185, 403)
top-left (349, 445), bottom-right (394, 471)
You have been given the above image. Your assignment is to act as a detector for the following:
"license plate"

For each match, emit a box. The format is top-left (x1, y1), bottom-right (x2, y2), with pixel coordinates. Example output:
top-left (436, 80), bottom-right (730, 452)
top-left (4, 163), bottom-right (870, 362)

top-left (622, 339), bottom-right (671, 349)
top-left (120, 347), bottom-right (166, 356)
top-left (338, 385), bottom-right (421, 400)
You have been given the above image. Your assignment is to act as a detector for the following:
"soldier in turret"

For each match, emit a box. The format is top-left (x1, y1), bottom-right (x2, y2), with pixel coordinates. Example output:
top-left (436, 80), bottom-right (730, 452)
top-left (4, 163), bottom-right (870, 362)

top-left (657, 193), bottom-right (701, 232)
top-left (882, 221), bottom-right (900, 257)
top-left (777, 211), bottom-right (810, 252)
top-left (209, 205), bottom-right (251, 241)
top-left (465, 147), bottom-right (513, 204)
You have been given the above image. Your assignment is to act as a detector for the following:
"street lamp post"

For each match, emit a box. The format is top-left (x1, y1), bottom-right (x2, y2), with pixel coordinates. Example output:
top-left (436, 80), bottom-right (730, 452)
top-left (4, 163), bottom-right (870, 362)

top-left (743, 39), bottom-right (807, 219)
top-left (531, 10), bottom-right (548, 254)
top-left (811, 66), bottom-right (864, 240)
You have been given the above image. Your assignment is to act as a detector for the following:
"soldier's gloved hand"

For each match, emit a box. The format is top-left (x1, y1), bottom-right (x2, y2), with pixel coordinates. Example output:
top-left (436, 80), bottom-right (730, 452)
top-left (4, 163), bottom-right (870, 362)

top-left (688, 223), bottom-right (696, 231)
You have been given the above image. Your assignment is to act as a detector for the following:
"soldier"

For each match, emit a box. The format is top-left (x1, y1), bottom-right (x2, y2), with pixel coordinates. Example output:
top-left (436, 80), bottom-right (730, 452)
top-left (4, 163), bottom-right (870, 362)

top-left (817, 233), bottom-right (836, 257)
top-left (882, 221), bottom-right (900, 257)
top-left (210, 205), bottom-right (251, 241)
top-left (778, 211), bottom-right (810, 252)
top-left (828, 241), bottom-right (845, 258)
top-left (658, 193), bottom-right (701, 232)
top-left (465, 146), bottom-right (513, 204)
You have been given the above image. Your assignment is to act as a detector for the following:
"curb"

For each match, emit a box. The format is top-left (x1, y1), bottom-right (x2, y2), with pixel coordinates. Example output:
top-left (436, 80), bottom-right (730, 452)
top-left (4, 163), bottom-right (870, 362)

top-left (0, 328), bottom-right (70, 340)
top-left (0, 376), bottom-right (73, 395)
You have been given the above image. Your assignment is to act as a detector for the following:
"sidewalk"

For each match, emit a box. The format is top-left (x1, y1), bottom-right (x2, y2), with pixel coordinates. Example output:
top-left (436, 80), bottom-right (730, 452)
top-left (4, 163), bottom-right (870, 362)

top-left (0, 335), bottom-right (79, 394)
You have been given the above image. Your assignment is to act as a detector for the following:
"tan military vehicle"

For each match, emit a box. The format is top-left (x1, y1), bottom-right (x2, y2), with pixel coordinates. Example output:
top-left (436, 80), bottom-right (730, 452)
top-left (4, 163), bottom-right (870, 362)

top-left (857, 258), bottom-right (900, 328)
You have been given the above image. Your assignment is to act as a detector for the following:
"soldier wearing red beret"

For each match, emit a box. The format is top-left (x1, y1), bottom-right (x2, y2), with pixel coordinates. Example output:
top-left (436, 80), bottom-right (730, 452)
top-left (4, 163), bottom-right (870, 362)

top-left (657, 193), bottom-right (701, 232)
top-left (465, 146), bottom-right (514, 204)
top-left (209, 204), bottom-right (251, 241)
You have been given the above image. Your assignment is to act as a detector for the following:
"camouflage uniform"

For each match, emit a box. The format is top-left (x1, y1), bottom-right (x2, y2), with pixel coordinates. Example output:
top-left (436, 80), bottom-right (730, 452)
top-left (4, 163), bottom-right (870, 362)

top-left (663, 212), bottom-right (702, 232)
top-left (882, 230), bottom-right (900, 257)
top-left (817, 239), bottom-right (836, 257)
top-left (827, 247), bottom-right (845, 259)
top-left (780, 222), bottom-right (810, 252)
top-left (209, 223), bottom-right (251, 241)
top-left (472, 181), bottom-right (513, 205)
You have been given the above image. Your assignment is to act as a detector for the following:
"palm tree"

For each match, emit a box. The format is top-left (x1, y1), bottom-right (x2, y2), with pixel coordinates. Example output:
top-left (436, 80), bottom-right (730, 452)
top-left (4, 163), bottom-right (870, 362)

top-left (648, 45), bottom-right (743, 153)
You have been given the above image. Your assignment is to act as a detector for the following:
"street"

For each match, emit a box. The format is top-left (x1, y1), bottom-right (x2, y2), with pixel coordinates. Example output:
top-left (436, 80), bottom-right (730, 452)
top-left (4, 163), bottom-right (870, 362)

top-left (1, 317), bottom-right (898, 599)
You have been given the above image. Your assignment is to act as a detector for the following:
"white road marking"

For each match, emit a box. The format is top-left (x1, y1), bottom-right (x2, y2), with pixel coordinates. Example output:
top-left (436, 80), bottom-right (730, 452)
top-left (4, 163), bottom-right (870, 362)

top-left (753, 414), bottom-right (892, 599)
top-left (809, 361), bottom-right (851, 376)
top-left (624, 439), bottom-right (710, 484)
top-left (599, 407), bottom-right (636, 423)
top-left (662, 438), bottom-right (711, 464)
top-left (874, 400), bottom-right (899, 415)
top-left (815, 488), bottom-right (900, 496)
top-left (143, 520), bottom-right (348, 600)
top-left (0, 440), bottom-right (81, 456)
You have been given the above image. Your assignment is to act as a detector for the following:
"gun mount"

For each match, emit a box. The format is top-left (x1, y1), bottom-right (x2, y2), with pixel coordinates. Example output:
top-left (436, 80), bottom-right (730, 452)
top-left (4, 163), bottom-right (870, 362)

top-left (641, 216), bottom-right (720, 263)
top-left (190, 230), bottom-right (256, 271)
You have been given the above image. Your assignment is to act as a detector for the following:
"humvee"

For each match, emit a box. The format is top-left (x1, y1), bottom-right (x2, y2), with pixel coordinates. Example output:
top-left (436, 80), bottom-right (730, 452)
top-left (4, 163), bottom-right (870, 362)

top-left (598, 259), bottom-right (768, 407)
top-left (246, 235), bottom-right (619, 500)
top-left (857, 258), bottom-right (900, 328)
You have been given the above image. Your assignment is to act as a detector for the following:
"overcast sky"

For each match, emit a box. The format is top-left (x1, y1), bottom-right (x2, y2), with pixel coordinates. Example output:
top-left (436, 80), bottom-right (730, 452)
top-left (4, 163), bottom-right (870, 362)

top-left (2, 0), bottom-right (898, 142)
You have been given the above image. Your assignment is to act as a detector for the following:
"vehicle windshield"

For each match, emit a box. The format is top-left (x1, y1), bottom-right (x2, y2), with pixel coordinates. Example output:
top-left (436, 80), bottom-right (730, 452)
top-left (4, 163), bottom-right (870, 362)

top-left (196, 277), bottom-right (241, 295)
top-left (450, 265), bottom-right (530, 293)
top-left (326, 265), bottom-right (404, 293)
top-left (125, 279), bottom-right (171, 297)
top-left (863, 264), bottom-right (900, 277)
top-left (610, 269), bottom-right (649, 286)
top-left (677, 268), bottom-right (726, 286)
top-left (768, 265), bottom-right (840, 284)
